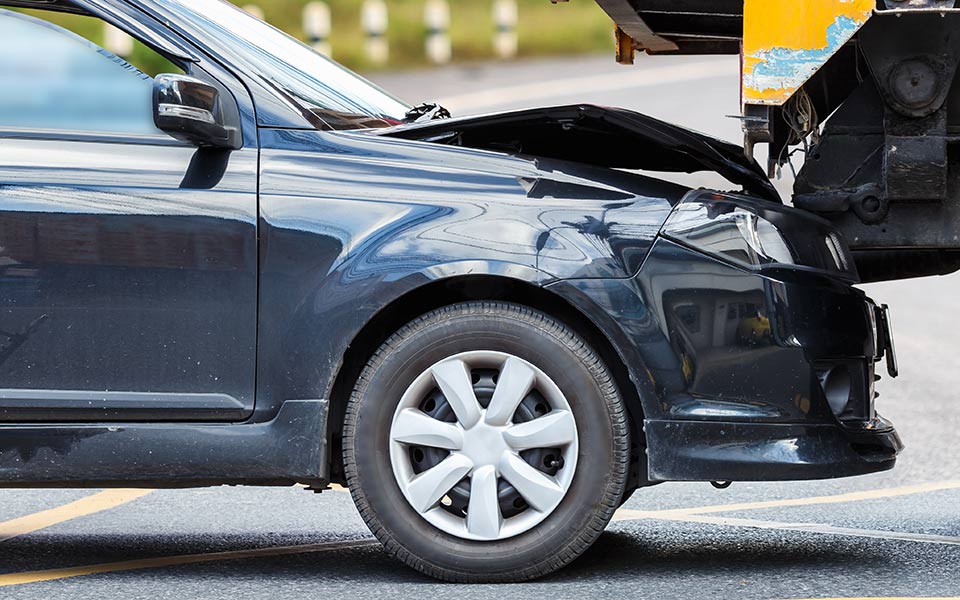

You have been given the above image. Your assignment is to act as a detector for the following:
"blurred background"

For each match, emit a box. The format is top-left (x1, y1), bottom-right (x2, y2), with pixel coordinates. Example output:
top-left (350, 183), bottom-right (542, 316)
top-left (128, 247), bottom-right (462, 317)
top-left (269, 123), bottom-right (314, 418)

top-left (21, 0), bottom-right (615, 74)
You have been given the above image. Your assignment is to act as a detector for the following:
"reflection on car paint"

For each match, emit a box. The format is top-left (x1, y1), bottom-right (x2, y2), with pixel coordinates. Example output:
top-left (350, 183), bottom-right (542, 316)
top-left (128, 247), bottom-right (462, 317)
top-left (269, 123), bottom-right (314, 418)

top-left (0, 0), bottom-right (900, 488)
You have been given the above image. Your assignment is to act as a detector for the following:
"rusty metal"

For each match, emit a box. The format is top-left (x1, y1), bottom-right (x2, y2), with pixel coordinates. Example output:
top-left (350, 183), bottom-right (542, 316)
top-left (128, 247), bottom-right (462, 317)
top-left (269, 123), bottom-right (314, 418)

top-left (615, 26), bottom-right (635, 64)
top-left (595, 0), bottom-right (678, 54)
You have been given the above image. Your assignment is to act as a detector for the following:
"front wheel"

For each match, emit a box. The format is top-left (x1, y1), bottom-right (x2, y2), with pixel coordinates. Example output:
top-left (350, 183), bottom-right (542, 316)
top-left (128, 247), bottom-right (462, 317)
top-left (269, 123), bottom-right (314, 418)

top-left (343, 301), bottom-right (630, 582)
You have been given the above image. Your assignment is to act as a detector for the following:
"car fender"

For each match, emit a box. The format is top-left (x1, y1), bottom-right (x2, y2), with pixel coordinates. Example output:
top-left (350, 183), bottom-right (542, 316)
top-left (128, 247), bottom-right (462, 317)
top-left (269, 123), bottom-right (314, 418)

top-left (255, 128), bottom-right (686, 420)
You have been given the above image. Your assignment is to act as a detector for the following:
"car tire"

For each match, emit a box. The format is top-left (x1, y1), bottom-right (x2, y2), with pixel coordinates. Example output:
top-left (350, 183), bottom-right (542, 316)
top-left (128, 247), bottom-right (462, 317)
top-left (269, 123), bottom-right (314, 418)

top-left (342, 301), bottom-right (630, 582)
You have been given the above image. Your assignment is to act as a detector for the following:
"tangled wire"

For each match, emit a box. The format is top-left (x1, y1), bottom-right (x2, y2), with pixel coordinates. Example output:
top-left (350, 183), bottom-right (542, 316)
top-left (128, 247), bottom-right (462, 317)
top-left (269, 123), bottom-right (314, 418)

top-left (777, 87), bottom-right (820, 178)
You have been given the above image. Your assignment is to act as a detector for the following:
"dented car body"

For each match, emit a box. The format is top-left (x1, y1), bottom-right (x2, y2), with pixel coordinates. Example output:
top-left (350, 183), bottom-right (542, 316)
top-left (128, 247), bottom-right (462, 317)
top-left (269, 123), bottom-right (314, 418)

top-left (0, 0), bottom-right (901, 581)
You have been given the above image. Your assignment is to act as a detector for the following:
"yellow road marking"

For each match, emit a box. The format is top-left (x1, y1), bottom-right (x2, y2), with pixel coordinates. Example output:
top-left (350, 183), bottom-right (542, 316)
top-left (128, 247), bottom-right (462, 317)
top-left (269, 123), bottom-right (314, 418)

top-left (2, 480), bottom-right (956, 586)
top-left (613, 480), bottom-right (960, 521)
top-left (0, 539), bottom-right (378, 587)
top-left (0, 489), bottom-right (154, 543)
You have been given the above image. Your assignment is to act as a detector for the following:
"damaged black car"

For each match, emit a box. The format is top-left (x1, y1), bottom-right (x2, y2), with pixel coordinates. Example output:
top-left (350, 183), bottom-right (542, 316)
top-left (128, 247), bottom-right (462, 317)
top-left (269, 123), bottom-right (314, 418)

top-left (0, 0), bottom-right (901, 583)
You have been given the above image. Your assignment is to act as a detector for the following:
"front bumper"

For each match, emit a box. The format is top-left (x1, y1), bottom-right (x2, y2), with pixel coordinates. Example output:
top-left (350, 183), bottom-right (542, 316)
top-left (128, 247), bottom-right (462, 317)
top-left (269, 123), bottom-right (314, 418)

top-left (548, 236), bottom-right (903, 483)
top-left (644, 417), bottom-right (903, 481)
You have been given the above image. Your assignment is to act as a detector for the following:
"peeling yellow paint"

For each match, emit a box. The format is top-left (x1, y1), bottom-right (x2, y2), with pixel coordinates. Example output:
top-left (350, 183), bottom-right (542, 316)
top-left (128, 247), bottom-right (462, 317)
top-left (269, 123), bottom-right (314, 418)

top-left (743, 0), bottom-right (873, 104)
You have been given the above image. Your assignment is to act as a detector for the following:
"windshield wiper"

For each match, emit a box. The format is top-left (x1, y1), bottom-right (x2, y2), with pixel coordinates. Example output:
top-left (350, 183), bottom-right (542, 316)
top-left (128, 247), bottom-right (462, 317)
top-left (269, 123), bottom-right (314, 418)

top-left (404, 102), bottom-right (451, 123)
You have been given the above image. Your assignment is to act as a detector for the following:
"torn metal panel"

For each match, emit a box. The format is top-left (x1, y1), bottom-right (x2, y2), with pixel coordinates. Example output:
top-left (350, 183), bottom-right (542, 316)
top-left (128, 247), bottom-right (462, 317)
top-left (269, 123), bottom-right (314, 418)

top-left (380, 104), bottom-right (780, 202)
top-left (742, 0), bottom-right (873, 105)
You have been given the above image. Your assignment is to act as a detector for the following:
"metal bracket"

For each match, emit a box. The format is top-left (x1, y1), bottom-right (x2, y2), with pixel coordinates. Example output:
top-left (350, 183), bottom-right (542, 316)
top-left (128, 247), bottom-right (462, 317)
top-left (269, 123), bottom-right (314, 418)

top-left (860, 12), bottom-right (960, 117)
top-left (596, 0), bottom-right (678, 56)
top-left (615, 26), bottom-right (635, 64)
top-left (884, 107), bottom-right (948, 201)
top-left (858, 12), bottom-right (959, 201)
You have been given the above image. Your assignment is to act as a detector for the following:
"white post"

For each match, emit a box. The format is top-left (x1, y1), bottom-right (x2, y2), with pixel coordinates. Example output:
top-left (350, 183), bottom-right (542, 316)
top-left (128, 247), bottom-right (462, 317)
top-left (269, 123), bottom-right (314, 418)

top-left (303, 1), bottom-right (333, 57)
top-left (102, 23), bottom-right (133, 58)
top-left (242, 4), bottom-right (265, 20)
top-left (493, 0), bottom-right (518, 59)
top-left (361, 0), bottom-right (389, 65)
top-left (424, 0), bottom-right (451, 65)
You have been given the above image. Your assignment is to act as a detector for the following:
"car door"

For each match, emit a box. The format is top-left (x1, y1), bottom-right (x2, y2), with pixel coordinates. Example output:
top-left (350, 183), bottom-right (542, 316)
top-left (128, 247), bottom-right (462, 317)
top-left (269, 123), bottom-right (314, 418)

top-left (0, 9), bottom-right (258, 421)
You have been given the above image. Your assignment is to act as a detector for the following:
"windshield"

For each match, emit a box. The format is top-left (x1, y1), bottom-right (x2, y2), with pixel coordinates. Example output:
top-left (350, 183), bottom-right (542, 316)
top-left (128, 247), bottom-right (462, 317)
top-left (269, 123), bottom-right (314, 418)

top-left (167, 0), bottom-right (410, 129)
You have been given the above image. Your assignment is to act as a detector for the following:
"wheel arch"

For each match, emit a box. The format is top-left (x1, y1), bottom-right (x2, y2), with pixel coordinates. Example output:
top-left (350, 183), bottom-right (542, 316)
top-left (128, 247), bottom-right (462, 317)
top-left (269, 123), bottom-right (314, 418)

top-left (324, 273), bottom-right (650, 490)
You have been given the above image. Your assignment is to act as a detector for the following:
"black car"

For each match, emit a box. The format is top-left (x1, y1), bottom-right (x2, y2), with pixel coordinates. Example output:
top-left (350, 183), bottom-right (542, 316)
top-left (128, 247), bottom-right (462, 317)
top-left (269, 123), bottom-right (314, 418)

top-left (0, 0), bottom-right (901, 583)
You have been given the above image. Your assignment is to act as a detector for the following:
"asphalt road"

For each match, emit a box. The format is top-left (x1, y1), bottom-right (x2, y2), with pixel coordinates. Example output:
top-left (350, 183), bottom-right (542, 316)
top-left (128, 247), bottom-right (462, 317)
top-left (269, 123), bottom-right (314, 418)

top-left (1, 55), bottom-right (958, 599)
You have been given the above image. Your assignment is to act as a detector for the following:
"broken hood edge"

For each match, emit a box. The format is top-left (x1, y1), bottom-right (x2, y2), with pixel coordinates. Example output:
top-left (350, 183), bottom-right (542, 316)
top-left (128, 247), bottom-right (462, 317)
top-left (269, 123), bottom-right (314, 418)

top-left (376, 104), bottom-right (781, 203)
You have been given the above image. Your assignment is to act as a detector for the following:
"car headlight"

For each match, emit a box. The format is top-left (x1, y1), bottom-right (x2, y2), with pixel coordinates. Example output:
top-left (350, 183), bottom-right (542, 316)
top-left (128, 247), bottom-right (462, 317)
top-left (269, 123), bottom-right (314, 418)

top-left (660, 192), bottom-right (858, 282)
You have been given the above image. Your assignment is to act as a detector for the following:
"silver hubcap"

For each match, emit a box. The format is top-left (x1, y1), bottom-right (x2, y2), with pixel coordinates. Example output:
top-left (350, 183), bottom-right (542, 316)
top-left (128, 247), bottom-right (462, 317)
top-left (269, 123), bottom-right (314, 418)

top-left (389, 351), bottom-right (579, 541)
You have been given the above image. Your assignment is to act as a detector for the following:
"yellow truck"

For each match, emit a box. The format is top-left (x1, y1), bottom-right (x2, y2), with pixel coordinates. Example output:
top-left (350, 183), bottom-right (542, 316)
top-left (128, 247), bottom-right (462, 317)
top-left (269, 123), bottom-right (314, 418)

top-left (585, 0), bottom-right (960, 282)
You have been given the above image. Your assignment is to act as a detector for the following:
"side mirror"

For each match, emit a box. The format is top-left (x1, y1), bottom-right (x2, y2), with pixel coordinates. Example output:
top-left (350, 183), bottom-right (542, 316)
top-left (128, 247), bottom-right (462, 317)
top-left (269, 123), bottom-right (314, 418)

top-left (153, 74), bottom-right (240, 149)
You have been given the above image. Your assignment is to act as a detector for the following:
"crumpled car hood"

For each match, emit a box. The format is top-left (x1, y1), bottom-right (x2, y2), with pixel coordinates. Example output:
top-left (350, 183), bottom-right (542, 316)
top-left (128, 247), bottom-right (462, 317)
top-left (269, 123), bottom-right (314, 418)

top-left (378, 104), bottom-right (780, 202)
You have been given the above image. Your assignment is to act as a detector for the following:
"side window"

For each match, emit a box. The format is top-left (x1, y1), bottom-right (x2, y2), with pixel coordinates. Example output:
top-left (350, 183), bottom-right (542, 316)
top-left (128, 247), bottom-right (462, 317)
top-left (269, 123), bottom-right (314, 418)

top-left (0, 10), bottom-right (171, 136)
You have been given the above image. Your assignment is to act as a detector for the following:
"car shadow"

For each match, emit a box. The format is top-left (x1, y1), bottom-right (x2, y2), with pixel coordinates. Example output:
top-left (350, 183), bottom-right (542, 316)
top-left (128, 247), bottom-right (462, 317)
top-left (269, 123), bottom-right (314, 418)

top-left (558, 529), bottom-right (877, 580)
top-left (0, 528), bottom-right (885, 585)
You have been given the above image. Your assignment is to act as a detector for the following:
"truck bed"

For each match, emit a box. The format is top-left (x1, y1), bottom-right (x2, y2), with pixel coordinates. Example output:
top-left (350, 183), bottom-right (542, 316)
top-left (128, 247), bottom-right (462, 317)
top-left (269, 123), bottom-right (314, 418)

top-left (593, 0), bottom-right (743, 54)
